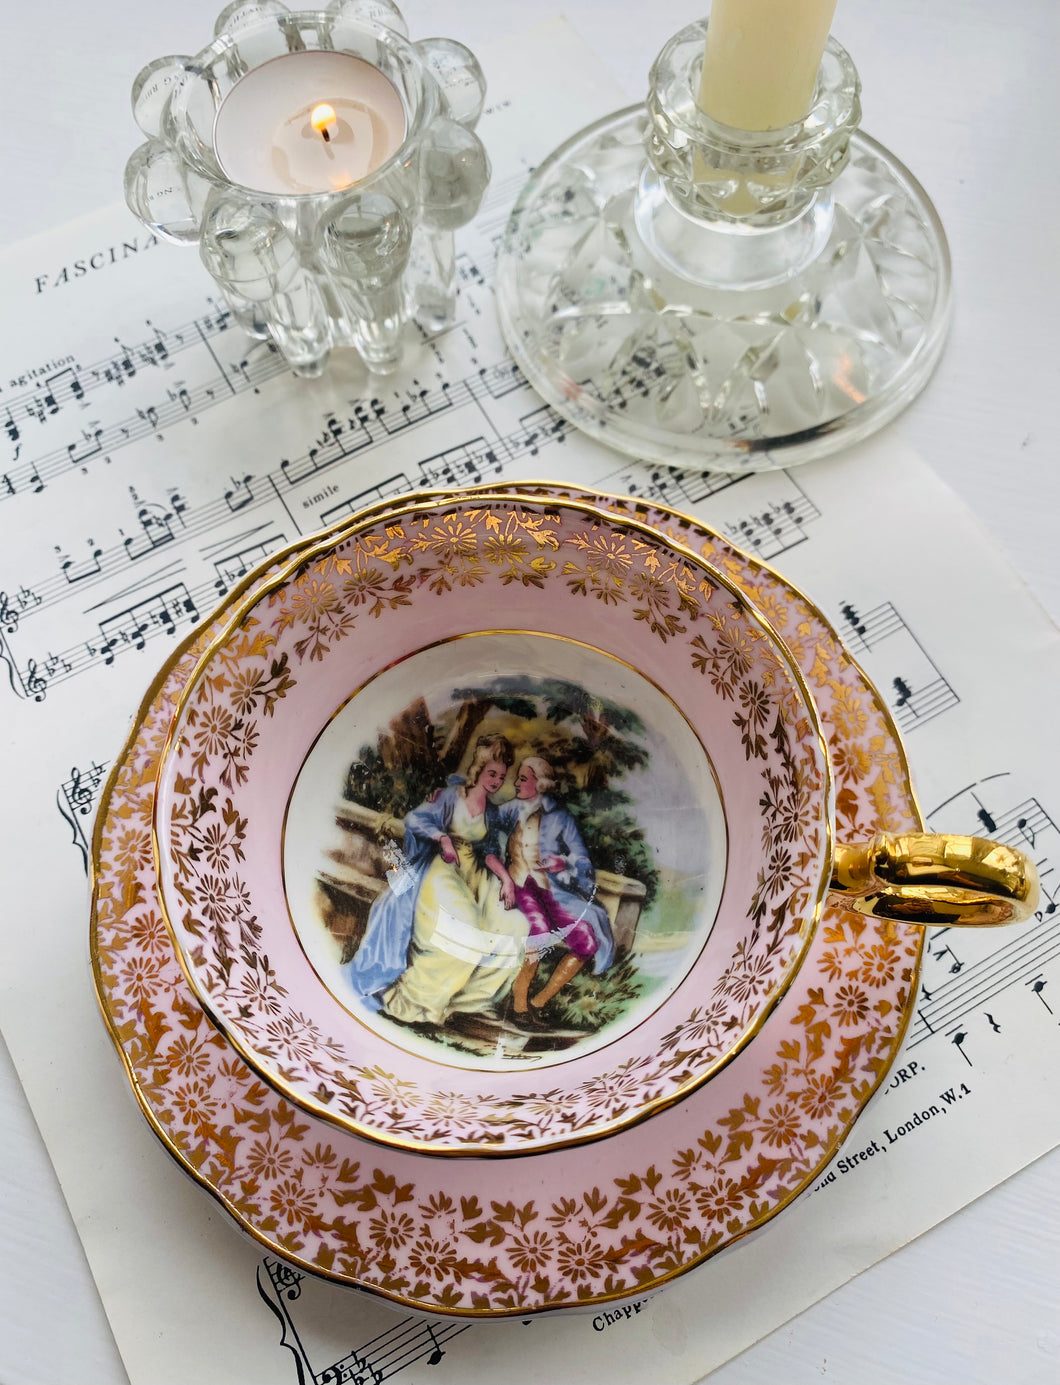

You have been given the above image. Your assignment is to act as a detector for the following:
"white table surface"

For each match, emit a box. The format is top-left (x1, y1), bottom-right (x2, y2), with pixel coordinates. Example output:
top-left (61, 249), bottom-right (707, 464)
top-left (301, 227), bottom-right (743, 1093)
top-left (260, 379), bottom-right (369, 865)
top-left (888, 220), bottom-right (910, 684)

top-left (1, 1), bottom-right (1058, 1381)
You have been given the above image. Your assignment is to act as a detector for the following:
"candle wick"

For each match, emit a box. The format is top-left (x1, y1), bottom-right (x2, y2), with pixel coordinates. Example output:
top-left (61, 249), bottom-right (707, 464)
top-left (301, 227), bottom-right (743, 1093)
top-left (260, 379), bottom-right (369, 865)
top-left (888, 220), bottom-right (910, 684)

top-left (310, 102), bottom-right (339, 146)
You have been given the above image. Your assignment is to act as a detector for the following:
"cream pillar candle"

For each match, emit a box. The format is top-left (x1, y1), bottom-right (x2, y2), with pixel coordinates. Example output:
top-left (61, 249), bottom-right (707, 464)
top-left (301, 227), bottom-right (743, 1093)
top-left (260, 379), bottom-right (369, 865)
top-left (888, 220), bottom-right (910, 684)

top-left (697, 0), bottom-right (839, 130)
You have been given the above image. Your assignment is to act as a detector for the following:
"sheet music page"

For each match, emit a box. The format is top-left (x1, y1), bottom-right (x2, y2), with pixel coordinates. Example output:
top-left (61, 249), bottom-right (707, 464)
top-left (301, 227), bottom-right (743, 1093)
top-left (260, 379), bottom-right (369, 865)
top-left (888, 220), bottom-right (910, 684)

top-left (1, 18), bottom-right (1058, 1385)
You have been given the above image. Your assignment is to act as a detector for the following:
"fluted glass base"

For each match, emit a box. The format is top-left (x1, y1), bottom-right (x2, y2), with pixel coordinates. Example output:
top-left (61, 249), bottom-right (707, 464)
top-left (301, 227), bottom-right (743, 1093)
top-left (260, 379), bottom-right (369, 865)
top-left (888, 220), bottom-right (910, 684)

top-left (496, 110), bottom-right (951, 473)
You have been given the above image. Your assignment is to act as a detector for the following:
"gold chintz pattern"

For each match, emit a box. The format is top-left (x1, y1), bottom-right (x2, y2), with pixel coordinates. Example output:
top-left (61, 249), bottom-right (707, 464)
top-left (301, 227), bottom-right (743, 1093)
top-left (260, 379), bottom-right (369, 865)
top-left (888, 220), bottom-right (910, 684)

top-left (156, 498), bottom-right (829, 1153)
top-left (92, 485), bottom-right (924, 1316)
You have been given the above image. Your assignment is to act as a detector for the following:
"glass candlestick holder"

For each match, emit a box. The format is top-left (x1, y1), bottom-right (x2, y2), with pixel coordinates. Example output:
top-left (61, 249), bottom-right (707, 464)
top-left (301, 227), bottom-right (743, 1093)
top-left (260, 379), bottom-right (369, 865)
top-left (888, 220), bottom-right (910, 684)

top-left (124, 0), bottom-right (489, 378)
top-left (496, 21), bottom-right (951, 472)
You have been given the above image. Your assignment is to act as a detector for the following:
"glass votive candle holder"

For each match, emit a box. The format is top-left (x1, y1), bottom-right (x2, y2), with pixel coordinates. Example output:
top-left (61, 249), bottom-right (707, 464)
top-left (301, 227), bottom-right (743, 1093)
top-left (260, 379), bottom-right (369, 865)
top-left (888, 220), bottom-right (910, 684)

top-left (124, 0), bottom-right (490, 378)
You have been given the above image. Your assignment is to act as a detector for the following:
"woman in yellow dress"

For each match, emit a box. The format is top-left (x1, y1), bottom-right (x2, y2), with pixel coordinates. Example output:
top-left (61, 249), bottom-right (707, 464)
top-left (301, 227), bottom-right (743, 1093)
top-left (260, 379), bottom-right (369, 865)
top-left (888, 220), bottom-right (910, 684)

top-left (364, 735), bottom-right (528, 1028)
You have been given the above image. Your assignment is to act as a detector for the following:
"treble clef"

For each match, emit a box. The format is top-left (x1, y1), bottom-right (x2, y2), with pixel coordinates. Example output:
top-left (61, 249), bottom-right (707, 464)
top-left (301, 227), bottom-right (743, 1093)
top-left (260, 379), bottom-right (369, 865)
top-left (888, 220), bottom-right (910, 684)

top-left (25, 658), bottom-right (47, 702)
top-left (0, 590), bottom-right (18, 634)
top-left (69, 765), bottom-right (93, 815)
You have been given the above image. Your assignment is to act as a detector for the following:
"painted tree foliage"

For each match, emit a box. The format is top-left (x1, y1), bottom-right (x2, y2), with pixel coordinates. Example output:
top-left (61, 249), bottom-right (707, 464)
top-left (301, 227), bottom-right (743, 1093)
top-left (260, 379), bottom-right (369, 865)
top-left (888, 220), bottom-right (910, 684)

top-left (343, 674), bottom-right (660, 907)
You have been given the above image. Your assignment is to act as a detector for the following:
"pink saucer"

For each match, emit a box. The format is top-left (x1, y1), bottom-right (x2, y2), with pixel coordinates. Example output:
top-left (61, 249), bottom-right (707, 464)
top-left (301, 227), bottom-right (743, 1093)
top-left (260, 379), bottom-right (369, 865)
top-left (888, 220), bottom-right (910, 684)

top-left (92, 483), bottom-right (922, 1318)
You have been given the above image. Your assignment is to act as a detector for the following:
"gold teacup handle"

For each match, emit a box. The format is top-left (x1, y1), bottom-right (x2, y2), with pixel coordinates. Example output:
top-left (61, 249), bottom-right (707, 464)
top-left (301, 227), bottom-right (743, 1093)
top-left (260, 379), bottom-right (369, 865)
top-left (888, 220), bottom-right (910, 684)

top-left (831, 833), bottom-right (1039, 926)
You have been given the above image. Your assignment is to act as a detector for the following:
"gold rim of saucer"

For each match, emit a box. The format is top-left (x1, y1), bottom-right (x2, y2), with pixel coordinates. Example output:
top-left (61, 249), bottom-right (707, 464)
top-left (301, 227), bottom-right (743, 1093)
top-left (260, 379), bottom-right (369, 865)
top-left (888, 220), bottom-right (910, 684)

top-left (89, 479), bottom-right (926, 1316)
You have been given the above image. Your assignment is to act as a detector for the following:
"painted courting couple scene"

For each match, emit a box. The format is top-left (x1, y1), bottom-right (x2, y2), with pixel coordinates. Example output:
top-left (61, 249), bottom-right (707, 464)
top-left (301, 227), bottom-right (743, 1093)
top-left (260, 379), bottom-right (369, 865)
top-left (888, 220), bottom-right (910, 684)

top-left (313, 672), bottom-right (712, 1060)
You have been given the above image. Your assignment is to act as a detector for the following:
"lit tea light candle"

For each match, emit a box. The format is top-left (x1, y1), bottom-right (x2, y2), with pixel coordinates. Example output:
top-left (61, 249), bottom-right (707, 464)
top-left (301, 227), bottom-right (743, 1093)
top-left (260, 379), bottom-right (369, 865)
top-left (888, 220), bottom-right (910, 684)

top-left (213, 51), bottom-right (407, 195)
top-left (311, 102), bottom-right (338, 142)
top-left (697, 0), bottom-right (839, 130)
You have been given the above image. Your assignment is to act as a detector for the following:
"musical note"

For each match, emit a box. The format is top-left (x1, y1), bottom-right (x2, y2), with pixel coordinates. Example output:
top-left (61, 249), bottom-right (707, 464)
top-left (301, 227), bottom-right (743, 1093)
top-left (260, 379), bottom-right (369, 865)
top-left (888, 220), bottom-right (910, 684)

top-left (122, 504), bottom-right (175, 561)
top-left (224, 474), bottom-right (255, 512)
top-left (948, 1028), bottom-right (972, 1065)
top-left (729, 493), bottom-right (819, 560)
top-left (416, 438), bottom-right (500, 491)
top-left (836, 598), bottom-right (959, 732)
top-left (909, 777), bottom-right (1060, 1050)
top-left (0, 470), bottom-right (278, 649)
top-left (976, 805), bottom-right (998, 834)
top-left (516, 402), bottom-right (570, 455)
top-left (96, 582), bottom-right (198, 665)
top-left (375, 377), bottom-right (456, 436)
top-left (67, 427), bottom-right (104, 466)
top-left (0, 314), bottom-right (225, 465)
top-left (425, 1326), bottom-right (445, 1366)
top-left (836, 601), bottom-right (900, 652)
top-left (1017, 815), bottom-right (1036, 849)
top-left (894, 676), bottom-right (957, 728)
top-left (60, 543), bottom-right (103, 583)
top-left (281, 415), bottom-right (374, 487)
top-left (1027, 976), bottom-right (1053, 1014)
top-left (36, 365), bottom-right (86, 415)
top-left (932, 940), bottom-right (964, 975)
top-left (840, 602), bottom-right (868, 641)
top-left (145, 322), bottom-right (171, 362)
top-left (212, 535), bottom-right (286, 595)
top-left (112, 342), bottom-right (137, 384)
top-left (619, 462), bottom-right (821, 561)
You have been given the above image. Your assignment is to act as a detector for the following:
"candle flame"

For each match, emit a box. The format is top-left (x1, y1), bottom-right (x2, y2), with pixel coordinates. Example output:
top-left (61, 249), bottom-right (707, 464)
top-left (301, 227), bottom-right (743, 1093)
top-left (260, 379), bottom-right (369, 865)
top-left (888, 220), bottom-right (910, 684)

top-left (310, 103), bottom-right (338, 141)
